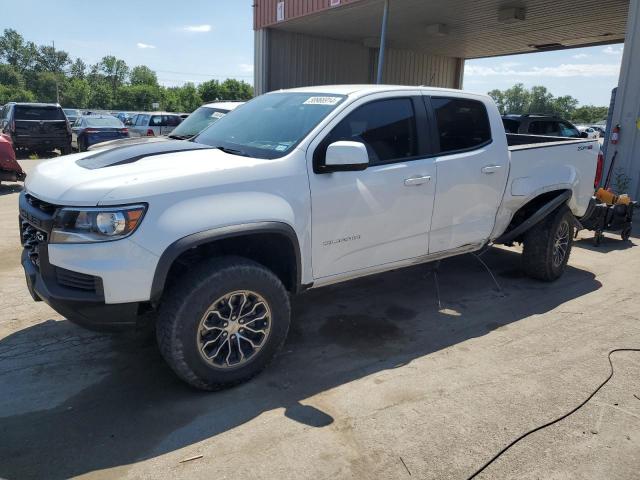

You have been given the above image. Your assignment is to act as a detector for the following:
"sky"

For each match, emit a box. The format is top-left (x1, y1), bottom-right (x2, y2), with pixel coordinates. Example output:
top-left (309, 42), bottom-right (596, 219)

top-left (2, 0), bottom-right (624, 106)
top-left (464, 44), bottom-right (624, 106)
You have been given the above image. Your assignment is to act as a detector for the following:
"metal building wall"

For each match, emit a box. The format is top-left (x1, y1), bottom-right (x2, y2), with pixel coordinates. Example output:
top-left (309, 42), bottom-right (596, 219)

top-left (607, 0), bottom-right (640, 198)
top-left (254, 0), bottom-right (365, 29)
top-left (370, 48), bottom-right (464, 88)
top-left (255, 29), bottom-right (463, 94)
top-left (258, 29), bottom-right (371, 93)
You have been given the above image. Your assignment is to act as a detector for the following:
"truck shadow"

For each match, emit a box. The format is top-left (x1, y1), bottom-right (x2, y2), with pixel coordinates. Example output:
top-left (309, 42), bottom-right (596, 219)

top-left (0, 247), bottom-right (601, 480)
top-left (574, 232), bottom-right (637, 252)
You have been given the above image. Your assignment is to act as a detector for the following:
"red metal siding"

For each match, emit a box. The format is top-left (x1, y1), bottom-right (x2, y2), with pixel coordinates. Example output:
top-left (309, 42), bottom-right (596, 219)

top-left (254, 0), bottom-right (365, 30)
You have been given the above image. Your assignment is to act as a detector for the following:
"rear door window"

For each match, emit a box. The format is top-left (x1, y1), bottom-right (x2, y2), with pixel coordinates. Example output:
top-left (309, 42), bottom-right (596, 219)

top-left (14, 106), bottom-right (65, 121)
top-left (431, 98), bottom-right (491, 153)
top-left (137, 115), bottom-right (150, 126)
top-left (317, 98), bottom-right (418, 166)
top-left (559, 122), bottom-right (580, 138)
top-left (150, 115), bottom-right (163, 126)
top-left (502, 118), bottom-right (520, 134)
top-left (164, 115), bottom-right (181, 127)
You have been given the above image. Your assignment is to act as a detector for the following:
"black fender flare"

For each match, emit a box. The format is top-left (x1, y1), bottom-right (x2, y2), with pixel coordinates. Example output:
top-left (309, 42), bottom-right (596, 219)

top-left (494, 190), bottom-right (573, 245)
top-left (150, 221), bottom-right (302, 303)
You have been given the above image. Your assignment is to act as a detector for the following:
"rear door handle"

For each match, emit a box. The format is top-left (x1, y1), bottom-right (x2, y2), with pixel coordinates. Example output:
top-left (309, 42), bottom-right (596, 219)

top-left (481, 165), bottom-right (502, 174)
top-left (404, 175), bottom-right (431, 186)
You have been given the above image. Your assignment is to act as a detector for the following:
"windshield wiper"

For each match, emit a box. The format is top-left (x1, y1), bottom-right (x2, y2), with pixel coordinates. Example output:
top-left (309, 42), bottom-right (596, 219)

top-left (168, 134), bottom-right (190, 140)
top-left (214, 145), bottom-right (249, 157)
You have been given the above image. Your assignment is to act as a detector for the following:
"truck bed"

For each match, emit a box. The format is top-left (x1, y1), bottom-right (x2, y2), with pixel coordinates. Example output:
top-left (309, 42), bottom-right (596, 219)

top-left (506, 133), bottom-right (591, 149)
top-left (490, 134), bottom-right (600, 240)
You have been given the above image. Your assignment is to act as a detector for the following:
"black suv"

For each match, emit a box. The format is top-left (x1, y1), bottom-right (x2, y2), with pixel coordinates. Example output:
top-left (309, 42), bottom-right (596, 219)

top-left (0, 103), bottom-right (72, 154)
top-left (502, 114), bottom-right (585, 138)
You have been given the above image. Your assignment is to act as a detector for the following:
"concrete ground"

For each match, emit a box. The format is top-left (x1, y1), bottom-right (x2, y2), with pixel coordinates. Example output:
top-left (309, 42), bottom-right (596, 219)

top-left (1, 159), bottom-right (639, 480)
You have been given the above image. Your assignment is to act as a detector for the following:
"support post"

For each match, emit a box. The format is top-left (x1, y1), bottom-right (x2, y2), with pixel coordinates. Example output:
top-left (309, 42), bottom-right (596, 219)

top-left (376, 0), bottom-right (389, 84)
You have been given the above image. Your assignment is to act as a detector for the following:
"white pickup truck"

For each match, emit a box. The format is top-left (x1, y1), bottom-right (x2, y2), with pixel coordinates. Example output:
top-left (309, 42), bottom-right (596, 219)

top-left (19, 85), bottom-right (600, 390)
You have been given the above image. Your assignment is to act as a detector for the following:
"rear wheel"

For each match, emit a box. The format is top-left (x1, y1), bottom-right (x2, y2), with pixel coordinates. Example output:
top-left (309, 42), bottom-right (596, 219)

top-left (156, 256), bottom-right (291, 390)
top-left (522, 206), bottom-right (574, 281)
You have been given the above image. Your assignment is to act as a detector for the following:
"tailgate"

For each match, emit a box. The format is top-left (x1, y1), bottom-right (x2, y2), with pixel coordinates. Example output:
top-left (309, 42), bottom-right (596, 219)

top-left (15, 120), bottom-right (69, 138)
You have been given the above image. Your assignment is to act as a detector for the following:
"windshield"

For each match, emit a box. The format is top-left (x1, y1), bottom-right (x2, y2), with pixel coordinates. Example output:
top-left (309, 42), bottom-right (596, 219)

top-left (84, 117), bottom-right (124, 127)
top-left (194, 92), bottom-right (346, 159)
top-left (169, 107), bottom-right (229, 139)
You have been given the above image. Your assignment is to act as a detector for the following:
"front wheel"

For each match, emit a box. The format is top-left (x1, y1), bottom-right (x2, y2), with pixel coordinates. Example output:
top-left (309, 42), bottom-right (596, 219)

top-left (522, 206), bottom-right (574, 281)
top-left (156, 256), bottom-right (291, 390)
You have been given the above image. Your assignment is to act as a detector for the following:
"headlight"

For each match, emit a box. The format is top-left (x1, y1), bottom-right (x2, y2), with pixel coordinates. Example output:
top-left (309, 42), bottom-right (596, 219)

top-left (50, 204), bottom-right (146, 243)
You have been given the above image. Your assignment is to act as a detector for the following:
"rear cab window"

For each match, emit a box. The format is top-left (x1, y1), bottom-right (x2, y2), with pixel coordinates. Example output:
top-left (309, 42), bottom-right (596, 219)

top-left (14, 106), bottom-right (65, 121)
top-left (430, 97), bottom-right (491, 153)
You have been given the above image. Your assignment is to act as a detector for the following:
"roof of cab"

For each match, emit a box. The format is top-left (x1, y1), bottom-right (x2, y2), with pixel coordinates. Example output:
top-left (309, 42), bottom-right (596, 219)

top-left (270, 84), bottom-right (490, 100)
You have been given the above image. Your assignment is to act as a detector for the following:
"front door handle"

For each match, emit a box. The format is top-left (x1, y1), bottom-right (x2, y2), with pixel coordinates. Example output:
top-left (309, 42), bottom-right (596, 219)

top-left (404, 175), bottom-right (431, 186)
top-left (481, 165), bottom-right (502, 174)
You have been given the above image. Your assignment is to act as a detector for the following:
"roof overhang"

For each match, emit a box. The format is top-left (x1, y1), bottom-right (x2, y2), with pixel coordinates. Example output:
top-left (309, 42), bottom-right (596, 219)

top-left (269, 0), bottom-right (629, 58)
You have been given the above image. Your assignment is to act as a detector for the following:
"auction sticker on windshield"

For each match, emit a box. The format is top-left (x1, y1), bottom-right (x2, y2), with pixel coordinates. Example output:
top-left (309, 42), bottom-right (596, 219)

top-left (303, 96), bottom-right (342, 106)
top-left (211, 111), bottom-right (225, 119)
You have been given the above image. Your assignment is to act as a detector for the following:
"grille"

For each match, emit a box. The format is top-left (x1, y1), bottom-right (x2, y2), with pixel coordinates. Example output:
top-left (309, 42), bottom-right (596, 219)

top-left (25, 194), bottom-right (58, 215)
top-left (55, 267), bottom-right (99, 292)
top-left (21, 220), bottom-right (45, 268)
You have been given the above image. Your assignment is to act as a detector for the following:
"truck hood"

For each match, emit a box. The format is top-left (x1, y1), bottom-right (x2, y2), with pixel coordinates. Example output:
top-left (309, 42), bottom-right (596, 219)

top-left (25, 140), bottom-right (273, 205)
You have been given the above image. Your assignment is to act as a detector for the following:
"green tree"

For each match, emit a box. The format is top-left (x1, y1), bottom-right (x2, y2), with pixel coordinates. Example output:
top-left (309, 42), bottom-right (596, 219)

top-left (130, 65), bottom-right (158, 86)
top-left (571, 105), bottom-right (609, 124)
top-left (0, 29), bottom-right (38, 73)
top-left (0, 84), bottom-right (35, 103)
top-left (88, 82), bottom-right (112, 109)
top-left (31, 71), bottom-right (65, 102)
top-left (528, 85), bottom-right (554, 114)
top-left (551, 95), bottom-right (579, 119)
top-left (62, 78), bottom-right (91, 108)
top-left (115, 84), bottom-right (160, 110)
top-left (488, 89), bottom-right (506, 114)
top-left (219, 78), bottom-right (253, 100)
top-left (0, 64), bottom-right (24, 88)
top-left (97, 55), bottom-right (129, 107)
top-left (502, 83), bottom-right (531, 114)
top-left (198, 79), bottom-right (221, 102)
top-left (34, 45), bottom-right (71, 74)
top-left (176, 83), bottom-right (202, 112)
top-left (69, 58), bottom-right (87, 79)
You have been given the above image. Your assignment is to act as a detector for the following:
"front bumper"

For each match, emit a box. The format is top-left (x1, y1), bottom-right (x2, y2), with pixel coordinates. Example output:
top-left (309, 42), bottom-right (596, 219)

top-left (22, 249), bottom-right (141, 331)
top-left (14, 135), bottom-right (71, 150)
top-left (19, 191), bottom-right (159, 331)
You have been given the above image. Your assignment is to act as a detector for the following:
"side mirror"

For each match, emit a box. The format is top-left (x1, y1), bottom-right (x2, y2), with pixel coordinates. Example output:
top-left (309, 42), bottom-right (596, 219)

top-left (580, 131), bottom-right (588, 138)
top-left (324, 141), bottom-right (369, 172)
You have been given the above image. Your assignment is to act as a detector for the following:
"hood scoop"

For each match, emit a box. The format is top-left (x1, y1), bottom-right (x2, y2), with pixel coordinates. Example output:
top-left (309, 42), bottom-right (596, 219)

top-left (76, 140), bottom-right (212, 170)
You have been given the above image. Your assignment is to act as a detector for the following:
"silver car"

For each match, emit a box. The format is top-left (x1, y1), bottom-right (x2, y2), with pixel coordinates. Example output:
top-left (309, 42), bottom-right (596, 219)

top-left (126, 112), bottom-right (183, 137)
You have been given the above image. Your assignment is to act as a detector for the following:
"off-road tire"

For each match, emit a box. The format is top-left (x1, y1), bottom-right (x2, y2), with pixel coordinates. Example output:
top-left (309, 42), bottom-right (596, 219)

top-left (156, 256), bottom-right (291, 391)
top-left (522, 206), bottom-right (574, 281)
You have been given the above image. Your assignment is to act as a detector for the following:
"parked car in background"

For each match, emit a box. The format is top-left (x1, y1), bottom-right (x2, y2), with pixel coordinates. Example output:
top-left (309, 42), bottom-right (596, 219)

top-left (166, 102), bottom-right (244, 139)
top-left (502, 114), bottom-right (583, 138)
top-left (126, 112), bottom-right (183, 137)
top-left (88, 102), bottom-right (244, 150)
top-left (0, 103), bottom-right (72, 154)
top-left (71, 114), bottom-right (129, 151)
top-left (576, 125), bottom-right (600, 139)
top-left (591, 125), bottom-right (606, 137)
top-left (63, 108), bottom-right (82, 125)
top-left (113, 112), bottom-right (137, 124)
top-left (0, 134), bottom-right (25, 184)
